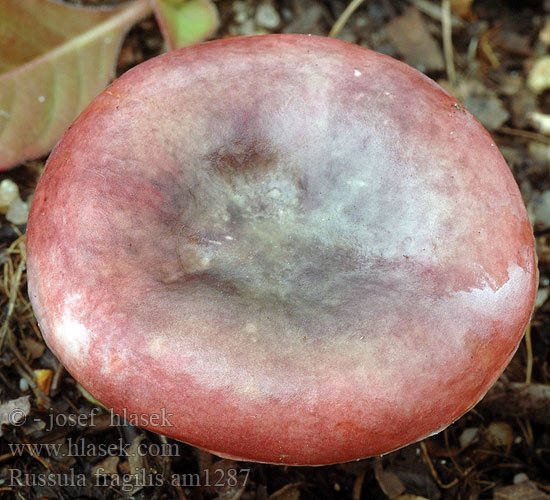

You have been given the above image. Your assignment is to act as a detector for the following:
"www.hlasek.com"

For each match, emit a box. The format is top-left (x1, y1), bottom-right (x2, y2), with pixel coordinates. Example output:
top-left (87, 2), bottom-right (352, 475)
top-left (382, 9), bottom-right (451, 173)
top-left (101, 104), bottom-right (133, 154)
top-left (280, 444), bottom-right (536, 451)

top-left (9, 437), bottom-right (179, 459)
top-left (9, 467), bottom-right (251, 492)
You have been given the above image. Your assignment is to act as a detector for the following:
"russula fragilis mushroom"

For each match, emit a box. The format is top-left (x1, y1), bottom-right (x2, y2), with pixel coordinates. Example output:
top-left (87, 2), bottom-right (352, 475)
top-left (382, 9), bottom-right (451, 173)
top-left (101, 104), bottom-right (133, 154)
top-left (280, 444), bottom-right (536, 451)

top-left (27, 34), bottom-right (537, 466)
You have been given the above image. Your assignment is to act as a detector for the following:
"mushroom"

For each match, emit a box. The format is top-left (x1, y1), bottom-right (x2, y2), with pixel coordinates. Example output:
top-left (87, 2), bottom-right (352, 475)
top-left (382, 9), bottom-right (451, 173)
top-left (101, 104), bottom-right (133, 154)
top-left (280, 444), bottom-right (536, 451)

top-left (26, 34), bottom-right (537, 466)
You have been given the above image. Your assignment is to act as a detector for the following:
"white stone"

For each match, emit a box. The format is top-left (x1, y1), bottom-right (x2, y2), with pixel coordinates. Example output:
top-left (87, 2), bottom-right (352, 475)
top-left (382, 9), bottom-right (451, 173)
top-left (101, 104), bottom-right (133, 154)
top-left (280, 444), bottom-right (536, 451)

top-left (528, 111), bottom-right (550, 135)
top-left (255, 3), bottom-right (280, 29)
top-left (6, 198), bottom-right (29, 225)
top-left (528, 56), bottom-right (550, 94)
top-left (536, 287), bottom-right (549, 309)
top-left (0, 179), bottom-right (20, 213)
top-left (513, 473), bottom-right (529, 484)
top-left (532, 190), bottom-right (550, 229)
top-left (458, 427), bottom-right (479, 448)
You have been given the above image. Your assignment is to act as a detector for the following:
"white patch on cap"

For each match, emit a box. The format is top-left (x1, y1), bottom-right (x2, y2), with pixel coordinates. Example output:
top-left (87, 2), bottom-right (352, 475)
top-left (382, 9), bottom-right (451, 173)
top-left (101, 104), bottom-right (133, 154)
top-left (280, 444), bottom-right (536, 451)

top-left (452, 262), bottom-right (529, 314)
top-left (150, 337), bottom-right (167, 357)
top-left (56, 311), bottom-right (90, 361)
top-left (53, 293), bottom-right (90, 363)
top-left (245, 322), bottom-right (257, 333)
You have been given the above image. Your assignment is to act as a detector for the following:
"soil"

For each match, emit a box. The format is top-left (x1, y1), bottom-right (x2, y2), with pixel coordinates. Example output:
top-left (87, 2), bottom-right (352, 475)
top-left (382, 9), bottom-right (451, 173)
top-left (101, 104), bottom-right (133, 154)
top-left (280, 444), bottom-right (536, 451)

top-left (0, 1), bottom-right (549, 499)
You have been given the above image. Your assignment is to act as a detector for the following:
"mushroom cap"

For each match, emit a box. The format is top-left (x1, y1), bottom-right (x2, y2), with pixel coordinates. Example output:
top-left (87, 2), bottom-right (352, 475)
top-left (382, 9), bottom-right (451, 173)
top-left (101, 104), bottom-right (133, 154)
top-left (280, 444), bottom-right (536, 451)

top-left (27, 34), bottom-right (537, 465)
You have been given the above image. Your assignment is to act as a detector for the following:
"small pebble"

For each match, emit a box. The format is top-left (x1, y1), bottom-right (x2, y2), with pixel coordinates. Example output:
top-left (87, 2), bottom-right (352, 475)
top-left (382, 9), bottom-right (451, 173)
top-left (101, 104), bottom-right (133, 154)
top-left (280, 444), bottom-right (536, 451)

top-left (531, 190), bottom-right (550, 230)
top-left (459, 427), bottom-right (480, 448)
top-left (528, 142), bottom-right (550, 164)
top-left (232, 1), bottom-right (250, 24)
top-left (355, 16), bottom-right (368, 28)
top-left (238, 19), bottom-right (258, 36)
top-left (336, 28), bottom-right (357, 44)
top-left (528, 56), bottom-right (550, 94)
top-left (528, 111), bottom-right (550, 135)
top-left (19, 378), bottom-right (29, 392)
top-left (463, 94), bottom-right (509, 131)
top-left (234, 10), bottom-right (248, 24)
top-left (6, 197), bottom-right (29, 225)
top-left (513, 473), bottom-right (529, 484)
top-left (255, 3), bottom-right (280, 29)
top-left (232, 0), bottom-right (248, 14)
top-left (536, 287), bottom-right (549, 309)
top-left (487, 421), bottom-right (513, 448)
top-left (0, 179), bottom-right (20, 213)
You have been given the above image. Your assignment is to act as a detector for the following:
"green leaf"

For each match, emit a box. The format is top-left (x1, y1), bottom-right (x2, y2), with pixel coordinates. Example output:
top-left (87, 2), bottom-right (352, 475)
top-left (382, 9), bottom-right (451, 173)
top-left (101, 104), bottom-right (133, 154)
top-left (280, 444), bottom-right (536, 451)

top-left (0, 0), bottom-right (151, 171)
top-left (153, 0), bottom-right (219, 50)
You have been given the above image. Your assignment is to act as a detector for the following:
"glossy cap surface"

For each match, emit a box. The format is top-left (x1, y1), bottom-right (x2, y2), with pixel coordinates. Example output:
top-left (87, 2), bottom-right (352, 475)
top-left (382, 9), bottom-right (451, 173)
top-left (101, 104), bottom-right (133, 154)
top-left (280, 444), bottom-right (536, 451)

top-left (27, 35), bottom-right (537, 465)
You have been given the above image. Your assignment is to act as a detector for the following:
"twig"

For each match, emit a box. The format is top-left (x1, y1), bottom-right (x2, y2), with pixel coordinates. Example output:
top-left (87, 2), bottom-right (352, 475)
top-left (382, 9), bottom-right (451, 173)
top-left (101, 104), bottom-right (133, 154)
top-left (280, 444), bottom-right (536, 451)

top-left (479, 381), bottom-right (550, 425)
top-left (498, 126), bottom-right (550, 145)
top-left (442, 0), bottom-right (456, 86)
top-left (0, 236), bottom-right (26, 352)
top-left (353, 469), bottom-right (366, 500)
top-left (329, 0), bottom-right (365, 38)
top-left (420, 441), bottom-right (459, 489)
top-left (516, 417), bottom-right (534, 447)
top-left (10, 342), bottom-right (52, 408)
top-left (444, 429), bottom-right (464, 476)
top-left (409, 0), bottom-right (463, 28)
top-left (50, 362), bottom-right (65, 396)
top-left (0, 452), bottom-right (16, 464)
top-left (524, 323), bottom-right (533, 384)
top-left (157, 434), bottom-right (187, 500)
top-left (480, 28), bottom-right (500, 68)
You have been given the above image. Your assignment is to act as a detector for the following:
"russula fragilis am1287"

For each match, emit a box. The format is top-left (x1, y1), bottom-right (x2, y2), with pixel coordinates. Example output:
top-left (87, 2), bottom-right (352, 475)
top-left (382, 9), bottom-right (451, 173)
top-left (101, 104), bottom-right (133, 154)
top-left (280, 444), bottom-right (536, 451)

top-left (27, 34), bottom-right (537, 466)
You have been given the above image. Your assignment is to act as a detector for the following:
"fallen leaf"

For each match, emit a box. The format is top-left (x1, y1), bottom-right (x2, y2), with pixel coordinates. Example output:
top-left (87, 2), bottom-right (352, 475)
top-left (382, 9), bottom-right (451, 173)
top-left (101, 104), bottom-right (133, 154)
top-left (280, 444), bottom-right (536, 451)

top-left (480, 382), bottom-right (550, 425)
top-left (494, 482), bottom-right (550, 500)
top-left (450, 0), bottom-right (474, 20)
top-left (153, 0), bottom-right (219, 50)
top-left (201, 459), bottom-right (250, 500)
top-left (270, 483), bottom-right (302, 500)
top-left (127, 433), bottom-right (148, 494)
top-left (23, 337), bottom-right (46, 361)
top-left (487, 421), bottom-right (513, 449)
top-left (0, 395), bottom-right (31, 436)
top-left (441, 78), bottom-right (509, 130)
top-left (0, 0), bottom-right (151, 170)
top-left (374, 460), bottom-right (406, 499)
top-left (33, 368), bottom-right (53, 395)
top-left (385, 7), bottom-right (444, 72)
top-left (92, 456), bottom-right (120, 477)
top-left (392, 465), bottom-right (441, 500)
top-left (462, 93), bottom-right (509, 130)
top-left (111, 434), bottom-right (152, 495)
top-left (509, 87), bottom-right (538, 128)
